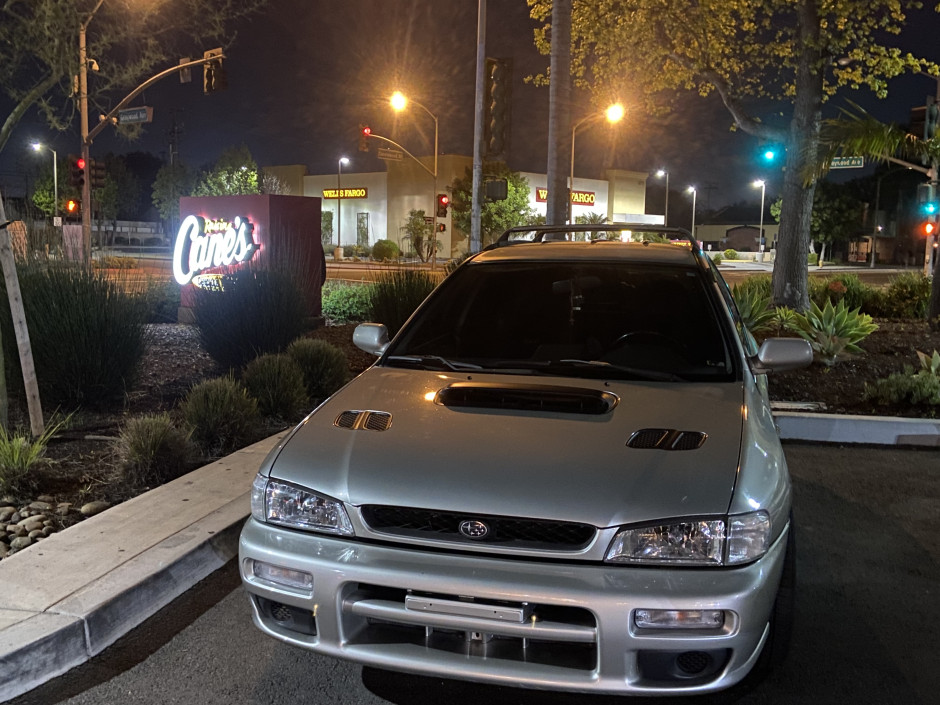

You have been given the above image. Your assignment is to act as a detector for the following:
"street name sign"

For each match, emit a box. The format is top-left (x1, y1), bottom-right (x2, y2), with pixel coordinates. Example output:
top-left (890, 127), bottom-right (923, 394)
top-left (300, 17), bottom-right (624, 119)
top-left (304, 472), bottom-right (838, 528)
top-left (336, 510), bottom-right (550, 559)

top-left (118, 106), bottom-right (153, 125)
top-left (830, 156), bottom-right (864, 169)
top-left (377, 147), bottom-right (403, 161)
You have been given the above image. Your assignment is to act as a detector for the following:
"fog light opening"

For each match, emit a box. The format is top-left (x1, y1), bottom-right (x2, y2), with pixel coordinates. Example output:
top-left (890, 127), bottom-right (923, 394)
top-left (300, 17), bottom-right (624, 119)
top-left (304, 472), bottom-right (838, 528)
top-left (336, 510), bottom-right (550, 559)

top-left (251, 560), bottom-right (313, 592)
top-left (634, 608), bottom-right (725, 630)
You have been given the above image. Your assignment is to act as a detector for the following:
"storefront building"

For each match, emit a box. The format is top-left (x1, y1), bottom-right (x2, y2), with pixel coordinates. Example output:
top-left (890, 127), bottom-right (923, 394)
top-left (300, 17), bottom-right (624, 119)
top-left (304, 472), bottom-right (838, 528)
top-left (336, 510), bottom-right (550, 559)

top-left (264, 160), bottom-right (653, 258)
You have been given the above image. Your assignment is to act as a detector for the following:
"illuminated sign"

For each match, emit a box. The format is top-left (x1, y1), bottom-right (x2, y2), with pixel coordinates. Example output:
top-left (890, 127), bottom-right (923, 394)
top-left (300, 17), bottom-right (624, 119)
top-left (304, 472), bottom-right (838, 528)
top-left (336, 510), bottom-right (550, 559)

top-left (173, 214), bottom-right (259, 285)
top-left (535, 188), bottom-right (596, 205)
top-left (322, 187), bottom-right (368, 199)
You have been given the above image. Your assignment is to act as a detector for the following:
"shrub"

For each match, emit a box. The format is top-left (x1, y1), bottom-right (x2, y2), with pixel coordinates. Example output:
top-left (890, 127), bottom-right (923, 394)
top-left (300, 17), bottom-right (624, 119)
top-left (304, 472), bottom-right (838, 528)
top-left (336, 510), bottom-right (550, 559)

top-left (113, 413), bottom-right (198, 487)
top-left (143, 279), bottom-right (182, 323)
top-left (180, 376), bottom-right (259, 457)
top-left (864, 352), bottom-right (940, 407)
top-left (192, 267), bottom-right (308, 370)
top-left (880, 273), bottom-right (931, 319)
top-left (786, 299), bottom-right (879, 366)
top-left (0, 416), bottom-right (68, 497)
top-left (732, 279), bottom-right (775, 336)
top-left (321, 281), bottom-right (373, 323)
top-left (723, 248), bottom-right (738, 261)
top-left (242, 353), bottom-right (310, 419)
top-left (710, 253), bottom-right (723, 265)
top-left (773, 306), bottom-right (799, 334)
top-left (821, 274), bottom-right (872, 311)
top-left (346, 244), bottom-right (372, 259)
top-left (287, 338), bottom-right (350, 400)
top-left (0, 264), bottom-right (149, 406)
top-left (369, 267), bottom-right (438, 336)
top-left (372, 239), bottom-right (401, 261)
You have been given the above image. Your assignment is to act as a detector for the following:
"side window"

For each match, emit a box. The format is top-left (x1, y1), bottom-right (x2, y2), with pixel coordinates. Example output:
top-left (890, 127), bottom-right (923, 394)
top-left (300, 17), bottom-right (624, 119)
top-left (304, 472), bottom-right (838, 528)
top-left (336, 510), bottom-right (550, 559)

top-left (706, 257), bottom-right (759, 357)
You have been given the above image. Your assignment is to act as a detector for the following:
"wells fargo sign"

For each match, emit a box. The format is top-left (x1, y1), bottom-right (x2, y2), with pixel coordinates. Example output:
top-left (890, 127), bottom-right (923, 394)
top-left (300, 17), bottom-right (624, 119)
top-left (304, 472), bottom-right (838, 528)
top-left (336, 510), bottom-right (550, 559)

top-left (322, 187), bottom-right (368, 199)
top-left (173, 214), bottom-right (259, 285)
top-left (535, 188), bottom-right (596, 205)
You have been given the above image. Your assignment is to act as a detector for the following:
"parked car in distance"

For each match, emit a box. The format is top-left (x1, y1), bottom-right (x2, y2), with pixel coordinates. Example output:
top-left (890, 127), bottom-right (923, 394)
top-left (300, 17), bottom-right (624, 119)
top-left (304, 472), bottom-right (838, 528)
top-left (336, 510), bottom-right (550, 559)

top-left (239, 225), bottom-right (812, 696)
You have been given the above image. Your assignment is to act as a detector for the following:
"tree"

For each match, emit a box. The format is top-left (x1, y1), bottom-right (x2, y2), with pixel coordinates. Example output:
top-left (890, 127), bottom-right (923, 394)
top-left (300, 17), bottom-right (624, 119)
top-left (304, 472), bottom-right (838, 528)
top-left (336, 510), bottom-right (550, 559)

top-left (450, 164), bottom-right (536, 246)
top-left (0, 0), bottom-right (264, 159)
top-left (815, 104), bottom-right (940, 324)
top-left (152, 162), bottom-right (194, 239)
top-left (192, 146), bottom-right (260, 196)
top-left (528, 0), bottom-right (933, 311)
top-left (770, 181), bottom-right (864, 265)
top-left (402, 210), bottom-right (436, 262)
top-left (30, 159), bottom-right (69, 217)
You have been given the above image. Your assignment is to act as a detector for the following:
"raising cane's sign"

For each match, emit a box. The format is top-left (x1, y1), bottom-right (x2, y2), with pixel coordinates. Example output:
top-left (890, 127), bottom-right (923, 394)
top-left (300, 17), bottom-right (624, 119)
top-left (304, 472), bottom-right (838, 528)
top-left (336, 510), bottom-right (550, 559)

top-left (173, 214), bottom-right (260, 285)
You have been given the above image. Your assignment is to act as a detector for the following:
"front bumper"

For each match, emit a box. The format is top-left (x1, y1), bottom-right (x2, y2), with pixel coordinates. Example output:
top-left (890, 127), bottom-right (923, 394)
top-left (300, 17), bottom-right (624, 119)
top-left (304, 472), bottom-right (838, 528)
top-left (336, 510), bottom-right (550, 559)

top-left (238, 518), bottom-right (787, 695)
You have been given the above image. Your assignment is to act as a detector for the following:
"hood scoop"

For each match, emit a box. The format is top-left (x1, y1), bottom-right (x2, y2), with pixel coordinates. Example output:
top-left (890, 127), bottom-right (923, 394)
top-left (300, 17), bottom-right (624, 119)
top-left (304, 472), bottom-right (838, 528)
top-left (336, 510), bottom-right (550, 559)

top-left (334, 410), bottom-right (392, 431)
top-left (435, 382), bottom-right (618, 415)
top-left (627, 428), bottom-right (707, 451)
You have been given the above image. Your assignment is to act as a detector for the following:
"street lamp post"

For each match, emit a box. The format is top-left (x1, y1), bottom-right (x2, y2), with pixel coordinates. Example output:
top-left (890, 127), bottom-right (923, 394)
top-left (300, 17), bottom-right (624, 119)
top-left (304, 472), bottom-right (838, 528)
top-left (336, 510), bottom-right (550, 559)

top-left (391, 91), bottom-right (439, 267)
top-left (656, 169), bottom-right (669, 226)
top-left (569, 103), bottom-right (624, 224)
top-left (31, 143), bottom-right (58, 217)
top-left (753, 179), bottom-right (766, 259)
top-left (336, 157), bottom-right (349, 250)
top-left (687, 186), bottom-right (697, 238)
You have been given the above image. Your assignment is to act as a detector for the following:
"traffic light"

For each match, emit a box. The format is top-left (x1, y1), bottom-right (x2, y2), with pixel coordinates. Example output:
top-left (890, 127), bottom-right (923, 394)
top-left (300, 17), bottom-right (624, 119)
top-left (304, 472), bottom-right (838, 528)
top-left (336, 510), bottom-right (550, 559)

top-left (203, 48), bottom-right (225, 94)
top-left (921, 221), bottom-right (936, 237)
top-left (484, 57), bottom-right (512, 157)
top-left (90, 159), bottom-right (106, 189)
top-left (69, 156), bottom-right (86, 188)
top-left (436, 193), bottom-right (449, 218)
top-left (358, 124), bottom-right (371, 152)
top-left (437, 223), bottom-right (446, 232)
top-left (65, 199), bottom-right (80, 219)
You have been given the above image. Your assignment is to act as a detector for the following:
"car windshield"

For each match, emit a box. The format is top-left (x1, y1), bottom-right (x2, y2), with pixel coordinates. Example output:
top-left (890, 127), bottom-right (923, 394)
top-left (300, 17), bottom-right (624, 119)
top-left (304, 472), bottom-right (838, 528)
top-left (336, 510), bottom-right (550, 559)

top-left (384, 261), bottom-right (737, 382)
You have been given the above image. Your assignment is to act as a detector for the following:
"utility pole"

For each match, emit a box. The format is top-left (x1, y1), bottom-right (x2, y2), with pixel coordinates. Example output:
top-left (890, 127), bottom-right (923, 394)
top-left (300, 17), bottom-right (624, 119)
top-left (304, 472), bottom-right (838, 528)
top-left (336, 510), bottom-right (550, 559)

top-left (470, 0), bottom-right (486, 253)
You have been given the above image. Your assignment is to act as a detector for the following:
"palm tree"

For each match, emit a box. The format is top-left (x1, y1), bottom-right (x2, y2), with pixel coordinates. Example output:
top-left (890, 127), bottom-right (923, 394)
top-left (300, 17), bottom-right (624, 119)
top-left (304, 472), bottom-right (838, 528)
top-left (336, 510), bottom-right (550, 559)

top-left (815, 103), bottom-right (940, 326)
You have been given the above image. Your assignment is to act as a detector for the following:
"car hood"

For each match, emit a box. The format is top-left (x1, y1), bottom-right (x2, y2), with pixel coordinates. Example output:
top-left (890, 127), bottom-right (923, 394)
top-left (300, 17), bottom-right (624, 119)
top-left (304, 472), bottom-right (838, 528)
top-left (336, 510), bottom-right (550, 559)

top-left (268, 368), bottom-right (745, 528)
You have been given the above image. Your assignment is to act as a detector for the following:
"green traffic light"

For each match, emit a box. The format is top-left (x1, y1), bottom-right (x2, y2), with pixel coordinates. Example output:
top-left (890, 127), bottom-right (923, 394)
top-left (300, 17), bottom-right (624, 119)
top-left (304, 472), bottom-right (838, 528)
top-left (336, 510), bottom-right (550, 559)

top-left (763, 149), bottom-right (776, 162)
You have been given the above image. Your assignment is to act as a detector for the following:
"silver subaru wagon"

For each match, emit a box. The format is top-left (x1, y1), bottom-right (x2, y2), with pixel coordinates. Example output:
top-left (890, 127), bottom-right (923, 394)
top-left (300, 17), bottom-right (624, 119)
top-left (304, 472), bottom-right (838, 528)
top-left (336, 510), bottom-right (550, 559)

top-left (239, 225), bottom-right (811, 696)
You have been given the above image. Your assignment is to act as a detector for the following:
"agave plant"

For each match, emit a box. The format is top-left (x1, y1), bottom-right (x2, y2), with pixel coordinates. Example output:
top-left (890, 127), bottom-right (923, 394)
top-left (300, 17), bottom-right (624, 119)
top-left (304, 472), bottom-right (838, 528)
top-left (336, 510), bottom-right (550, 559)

top-left (789, 299), bottom-right (879, 366)
top-left (917, 349), bottom-right (940, 376)
top-left (732, 280), bottom-right (775, 336)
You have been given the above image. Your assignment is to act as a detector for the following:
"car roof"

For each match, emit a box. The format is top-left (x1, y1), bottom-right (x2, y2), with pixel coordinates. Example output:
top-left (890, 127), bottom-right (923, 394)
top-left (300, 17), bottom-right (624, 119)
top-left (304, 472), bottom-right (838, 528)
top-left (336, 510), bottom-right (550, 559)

top-left (471, 240), bottom-right (702, 267)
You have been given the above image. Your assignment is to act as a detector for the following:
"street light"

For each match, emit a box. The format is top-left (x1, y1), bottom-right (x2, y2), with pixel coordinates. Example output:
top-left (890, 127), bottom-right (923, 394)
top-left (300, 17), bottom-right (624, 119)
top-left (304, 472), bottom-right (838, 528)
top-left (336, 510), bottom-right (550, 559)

top-left (656, 169), bottom-right (670, 226)
top-left (569, 103), bottom-right (625, 223)
top-left (753, 179), bottom-right (766, 257)
top-left (31, 142), bottom-right (58, 217)
top-left (390, 90), bottom-right (440, 266)
top-left (336, 157), bottom-right (349, 249)
top-left (687, 186), bottom-right (697, 238)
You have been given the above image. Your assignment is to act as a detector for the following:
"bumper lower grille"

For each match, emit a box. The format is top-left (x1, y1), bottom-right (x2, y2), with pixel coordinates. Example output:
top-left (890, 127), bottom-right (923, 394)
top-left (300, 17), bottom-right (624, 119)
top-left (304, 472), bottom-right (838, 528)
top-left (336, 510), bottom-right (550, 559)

top-left (361, 505), bottom-right (596, 551)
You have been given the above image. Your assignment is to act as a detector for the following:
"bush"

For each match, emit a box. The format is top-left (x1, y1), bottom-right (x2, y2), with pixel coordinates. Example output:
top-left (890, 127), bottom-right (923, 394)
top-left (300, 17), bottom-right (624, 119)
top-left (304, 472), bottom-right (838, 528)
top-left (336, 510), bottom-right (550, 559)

top-left (346, 244), bottom-right (372, 259)
top-left (287, 338), bottom-right (350, 400)
top-left (808, 273), bottom-right (873, 311)
top-left (0, 264), bottom-right (149, 406)
top-left (865, 353), bottom-right (940, 406)
top-left (710, 253), bottom-right (723, 266)
top-left (242, 353), bottom-right (309, 419)
top-left (372, 239), bottom-right (401, 261)
top-left (786, 299), bottom-right (879, 366)
top-left (321, 281), bottom-right (373, 323)
top-left (732, 277), bottom-right (775, 336)
top-left (113, 413), bottom-right (198, 487)
top-left (0, 417), bottom-right (68, 497)
top-left (878, 273), bottom-right (931, 319)
top-left (369, 267), bottom-right (438, 336)
top-left (143, 279), bottom-right (182, 323)
top-left (192, 267), bottom-right (308, 370)
top-left (180, 376), bottom-right (259, 457)
top-left (723, 248), bottom-right (738, 261)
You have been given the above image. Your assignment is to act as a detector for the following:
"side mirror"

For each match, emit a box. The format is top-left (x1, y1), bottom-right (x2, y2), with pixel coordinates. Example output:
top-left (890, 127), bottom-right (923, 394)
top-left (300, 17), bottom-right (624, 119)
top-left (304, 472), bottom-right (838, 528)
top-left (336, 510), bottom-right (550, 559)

top-left (353, 322), bottom-right (389, 356)
top-left (750, 338), bottom-right (813, 375)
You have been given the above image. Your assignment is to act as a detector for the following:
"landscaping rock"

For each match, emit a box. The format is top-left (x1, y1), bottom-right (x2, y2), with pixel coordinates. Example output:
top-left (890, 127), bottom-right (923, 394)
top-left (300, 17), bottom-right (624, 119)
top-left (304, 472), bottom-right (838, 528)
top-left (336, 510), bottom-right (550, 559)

top-left (10, 536), bottom-right (33, 550)
top-left (80, 500), bottom-right (111, 517)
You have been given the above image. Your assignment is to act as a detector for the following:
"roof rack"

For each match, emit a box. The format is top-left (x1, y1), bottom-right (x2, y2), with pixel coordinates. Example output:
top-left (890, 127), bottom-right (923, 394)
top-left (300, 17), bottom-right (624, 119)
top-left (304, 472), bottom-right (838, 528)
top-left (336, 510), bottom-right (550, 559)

top-left (490, 223), bottom-right (700, 254)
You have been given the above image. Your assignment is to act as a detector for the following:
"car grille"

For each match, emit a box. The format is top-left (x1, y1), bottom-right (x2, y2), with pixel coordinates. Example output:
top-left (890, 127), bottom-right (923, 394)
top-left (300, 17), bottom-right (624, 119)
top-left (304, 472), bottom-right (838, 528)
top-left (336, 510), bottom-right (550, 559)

top-left (342, 584), bottom-right (598, 672)
top-left (627, 428), bottom-right (707, 450)
top-left (360, 505), bottom-right (596, 551)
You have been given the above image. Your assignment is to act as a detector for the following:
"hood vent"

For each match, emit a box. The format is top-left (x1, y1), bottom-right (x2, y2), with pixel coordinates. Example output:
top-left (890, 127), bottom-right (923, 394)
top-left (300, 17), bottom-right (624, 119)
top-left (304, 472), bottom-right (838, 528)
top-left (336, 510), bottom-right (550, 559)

top-left (435, 382), bottom-right (618, 415)
top-left (334, 410), bottom-right (392, 431)
top-left (627, 428), bottom-right (707, 451)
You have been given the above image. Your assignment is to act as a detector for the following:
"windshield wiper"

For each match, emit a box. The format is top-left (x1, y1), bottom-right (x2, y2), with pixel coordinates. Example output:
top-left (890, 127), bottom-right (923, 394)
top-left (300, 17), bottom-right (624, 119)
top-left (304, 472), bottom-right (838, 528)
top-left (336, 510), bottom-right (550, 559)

top-left (485, 359), bottom-right (684, 382)
top-left (385, 355), bottom-right (483, 372)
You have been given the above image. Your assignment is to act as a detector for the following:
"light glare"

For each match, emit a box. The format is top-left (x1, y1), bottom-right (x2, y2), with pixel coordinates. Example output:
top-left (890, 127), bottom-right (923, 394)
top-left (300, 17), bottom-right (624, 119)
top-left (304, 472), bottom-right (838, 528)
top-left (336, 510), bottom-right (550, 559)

top-left (390, 91), bottom-right (407, 112)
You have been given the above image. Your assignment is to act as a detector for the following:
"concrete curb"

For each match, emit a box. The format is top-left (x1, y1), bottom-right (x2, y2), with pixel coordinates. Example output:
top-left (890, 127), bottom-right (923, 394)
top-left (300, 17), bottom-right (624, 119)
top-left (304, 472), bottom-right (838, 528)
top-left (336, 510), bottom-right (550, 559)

top-left (1, 409), bottom-right (938, 703)
top-left (0, 432), bottom-right (285, 703)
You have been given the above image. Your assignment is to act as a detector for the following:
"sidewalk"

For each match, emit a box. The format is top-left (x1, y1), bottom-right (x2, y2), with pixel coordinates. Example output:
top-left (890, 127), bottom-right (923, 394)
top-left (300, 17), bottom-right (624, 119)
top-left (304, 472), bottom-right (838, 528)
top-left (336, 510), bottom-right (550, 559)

top-left (1, 413), bottom-right (938, 702)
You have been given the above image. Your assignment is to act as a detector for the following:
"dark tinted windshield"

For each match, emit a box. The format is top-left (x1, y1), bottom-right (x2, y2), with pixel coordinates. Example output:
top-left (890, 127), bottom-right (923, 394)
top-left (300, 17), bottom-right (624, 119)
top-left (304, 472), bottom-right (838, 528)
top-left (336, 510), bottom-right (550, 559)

top-left (385, 261), bottom-right (736, 382)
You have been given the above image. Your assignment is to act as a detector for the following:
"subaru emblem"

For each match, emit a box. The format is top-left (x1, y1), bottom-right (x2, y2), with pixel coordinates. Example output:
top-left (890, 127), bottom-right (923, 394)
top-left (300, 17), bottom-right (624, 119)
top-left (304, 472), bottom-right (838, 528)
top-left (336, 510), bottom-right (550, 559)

top-left (459, 519), bottom-right (490, 539)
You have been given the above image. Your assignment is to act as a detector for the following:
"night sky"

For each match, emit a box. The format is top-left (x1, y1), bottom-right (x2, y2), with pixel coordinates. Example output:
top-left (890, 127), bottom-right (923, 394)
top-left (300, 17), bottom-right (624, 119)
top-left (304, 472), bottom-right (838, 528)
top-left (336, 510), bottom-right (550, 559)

top-left (3, 0), bottom-right (940, 211)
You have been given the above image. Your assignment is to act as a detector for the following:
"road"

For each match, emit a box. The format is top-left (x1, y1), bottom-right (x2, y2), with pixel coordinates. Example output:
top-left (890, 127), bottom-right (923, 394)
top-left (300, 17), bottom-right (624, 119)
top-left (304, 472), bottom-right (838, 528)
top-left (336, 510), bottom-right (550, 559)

top-left (11, 443), bottom-right (938, 705)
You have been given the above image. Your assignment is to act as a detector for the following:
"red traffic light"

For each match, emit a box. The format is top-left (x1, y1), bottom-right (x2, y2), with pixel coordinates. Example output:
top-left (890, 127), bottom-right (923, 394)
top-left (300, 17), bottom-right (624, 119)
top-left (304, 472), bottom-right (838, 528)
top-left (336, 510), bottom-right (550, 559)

top-left (362, 126), bottom-right (371, 136)
top-left (923, 222), bottom-right (936, 236)
top-left (76, 157), bottom-right (86, 170)
top-left (438, 194), bottom-right (449, 206)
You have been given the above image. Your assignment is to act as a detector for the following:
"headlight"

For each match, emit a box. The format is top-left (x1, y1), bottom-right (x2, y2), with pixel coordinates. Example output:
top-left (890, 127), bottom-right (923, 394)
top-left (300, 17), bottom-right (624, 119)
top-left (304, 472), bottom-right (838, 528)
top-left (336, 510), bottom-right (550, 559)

top-left (250, 473), bottom-right (354, 535)
top-left (605, 511), bottom-right (771, 566)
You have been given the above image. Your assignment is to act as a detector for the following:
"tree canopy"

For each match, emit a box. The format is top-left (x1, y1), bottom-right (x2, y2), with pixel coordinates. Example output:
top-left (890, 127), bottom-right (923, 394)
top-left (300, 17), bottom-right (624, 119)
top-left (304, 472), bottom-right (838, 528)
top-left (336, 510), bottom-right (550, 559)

top-left (449, 163), bottom-right (536, 246)
top-left (0, 0), bottom-right (264, 157)
top-left (527, 0), bottom-right (935, 310)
